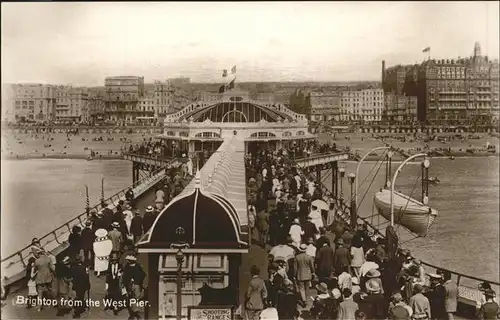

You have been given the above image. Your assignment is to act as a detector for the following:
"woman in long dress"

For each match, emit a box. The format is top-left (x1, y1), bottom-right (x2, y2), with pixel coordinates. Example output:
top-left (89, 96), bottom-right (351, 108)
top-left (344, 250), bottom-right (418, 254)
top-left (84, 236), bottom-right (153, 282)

top-left (93, 229), bottom-right (112, 277)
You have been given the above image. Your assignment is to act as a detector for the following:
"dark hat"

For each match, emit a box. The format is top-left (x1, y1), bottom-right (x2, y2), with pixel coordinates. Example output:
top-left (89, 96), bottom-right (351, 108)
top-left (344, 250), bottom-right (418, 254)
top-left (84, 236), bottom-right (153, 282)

top-left (298, 243), bottom-right (308, 252)
top-left (484, 289), bottom-right (496, 298)
top-left (413, 284), bottom-right (424, 293)
top-left (336, 238), bottom-right (344, 245)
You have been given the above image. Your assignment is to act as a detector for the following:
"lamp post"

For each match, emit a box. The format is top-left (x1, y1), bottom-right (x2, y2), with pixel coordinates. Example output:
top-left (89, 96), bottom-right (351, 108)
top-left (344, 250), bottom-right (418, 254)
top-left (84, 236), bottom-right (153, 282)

top-left (390, 154), bottom-right (429, 227)
top-left (347, 173), bottom-right (356, 228)
top-left (170, 227), bottom-right (190, 320)
top-left (338, 167), bottom-right (345, 201)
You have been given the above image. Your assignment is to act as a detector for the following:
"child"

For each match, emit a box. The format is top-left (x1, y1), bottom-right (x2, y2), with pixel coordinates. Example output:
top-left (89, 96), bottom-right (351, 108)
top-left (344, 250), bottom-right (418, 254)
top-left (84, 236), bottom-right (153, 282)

top-left (26, 257), bottom-right (37, 309)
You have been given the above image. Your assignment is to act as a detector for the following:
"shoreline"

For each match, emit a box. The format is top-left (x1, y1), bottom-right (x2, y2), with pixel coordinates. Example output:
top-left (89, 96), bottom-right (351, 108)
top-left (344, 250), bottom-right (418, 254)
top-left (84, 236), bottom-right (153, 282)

top-left (2, 150), bottom-right (498, 162)
top-left (1, 153), bottom-right (124, 161)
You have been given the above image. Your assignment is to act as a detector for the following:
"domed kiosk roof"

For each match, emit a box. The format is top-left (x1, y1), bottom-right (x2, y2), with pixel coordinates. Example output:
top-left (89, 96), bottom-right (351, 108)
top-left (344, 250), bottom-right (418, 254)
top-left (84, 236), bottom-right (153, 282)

top-left (137, 171), bottom-right (248, 251)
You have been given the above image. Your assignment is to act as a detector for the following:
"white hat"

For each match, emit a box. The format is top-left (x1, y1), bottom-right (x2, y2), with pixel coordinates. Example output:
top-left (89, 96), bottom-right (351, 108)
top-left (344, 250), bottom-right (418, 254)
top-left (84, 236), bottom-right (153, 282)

top-left (94, 229), bottom-right (108, 238)
top-left (145, 205), bottom-right (154, 212)
top-left (331, 288), bottom-right (341, 299)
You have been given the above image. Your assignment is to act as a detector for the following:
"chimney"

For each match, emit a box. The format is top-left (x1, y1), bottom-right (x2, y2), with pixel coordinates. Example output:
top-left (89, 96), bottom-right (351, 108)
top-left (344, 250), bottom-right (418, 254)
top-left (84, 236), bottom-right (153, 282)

top-left (382, 60), bottom-right (386, 83)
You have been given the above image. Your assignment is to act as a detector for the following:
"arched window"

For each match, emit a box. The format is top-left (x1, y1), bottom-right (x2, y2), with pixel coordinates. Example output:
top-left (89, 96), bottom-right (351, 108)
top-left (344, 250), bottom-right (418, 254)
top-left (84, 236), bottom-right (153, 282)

top-left (297, 131), bottom-right (305, 136)
top-left (179, 132), bottom-right (189, 137)
top-left (283, 131), bottom-right (292, 137)
top-left (222, 110), bottom-right (247, 122)
top-left (166, 131), bottom-right (175, 136)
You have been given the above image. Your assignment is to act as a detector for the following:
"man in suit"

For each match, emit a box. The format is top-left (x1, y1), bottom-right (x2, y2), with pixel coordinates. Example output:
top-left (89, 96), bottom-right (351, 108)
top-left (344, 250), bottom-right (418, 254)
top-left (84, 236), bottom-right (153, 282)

top-left (81, 220), bottom-right (95, 267)
top-left (409, 284), bottom-right (431, 320)
top-left (334, 239), bottom-right (351, 275)
top-left (316, 241), bottom-right (335, 283)
top-left (108, 222), bottom-right (123, 254)
top-left (256, 209), bottom-right (270, 247)
top-left (72, 255), bottom-right (90, 318)
top-left (245, 265), bottom-right (267, 320)
top-left (130, 209), bottom-right (143, 244)
top-left (442, 271), bottom-right (458, 320)
top-left (338, 288), bottom-right (359, 320)
top-left (142, 206), bottom-right (156, 234)
top-left (294, 243), bottom-right (315, 304)
top-left (101, 202), bottom-right (114, 231)
top-left (105, 252), bottom-right (123, 315)
top-left (122, 255), bottom-right (146, 320)
top-left (426, 273), bottom-right (446, 320)
top-left (33, 249), bottom-right (55, 312)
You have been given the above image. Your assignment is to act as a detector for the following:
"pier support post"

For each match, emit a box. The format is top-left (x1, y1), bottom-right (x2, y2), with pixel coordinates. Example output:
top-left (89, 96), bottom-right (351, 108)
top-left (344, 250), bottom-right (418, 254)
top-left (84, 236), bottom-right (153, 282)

top-left (316, 165), bottom-right (321, 183)
top-left (132, 162), bottom-right (138, 185)
top-left (331, 161), bottom-right (338, 200)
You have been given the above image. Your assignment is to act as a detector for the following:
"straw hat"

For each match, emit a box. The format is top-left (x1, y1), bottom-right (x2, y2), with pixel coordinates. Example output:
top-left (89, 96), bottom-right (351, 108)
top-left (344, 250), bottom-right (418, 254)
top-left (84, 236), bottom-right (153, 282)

top-left (366, 279), bottom-right (381, 293)
top-left (392, 292), bottom-right (403, 302)
top-left (315, 282), bottom-right (328, 294)
top-left (331, 288), bottom-right (341, 299)
top-left (61, 256), bottom-right (71, 265)
top-left (94, 229), bottom-right (108, 238)
top-left (366, 269), bottom-right (381, 278)
top-left (111, 222), bottom-right (120, 228)
top-left (429, 273), bottom-right (442, 280)
top-left (145, 205), bottom-right (154, 213)
top-left (298, 243), bottom-right (308, 252)
top-left (125, 255), bottom-right (137, 261)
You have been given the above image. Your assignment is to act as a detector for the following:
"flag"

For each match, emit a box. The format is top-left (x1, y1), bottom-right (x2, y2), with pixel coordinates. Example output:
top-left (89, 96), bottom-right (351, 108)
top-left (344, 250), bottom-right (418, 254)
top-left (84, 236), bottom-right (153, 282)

top-left (228, 78), bottom-right (235, 90)
top-left (231, 65), bottom-right (236, 74)
top-left (222, 69), bottom-right (228, 77)
top-left (422, 47), bottom-right (430, 53)
top-left (218, 84), bottom-right (226, 93)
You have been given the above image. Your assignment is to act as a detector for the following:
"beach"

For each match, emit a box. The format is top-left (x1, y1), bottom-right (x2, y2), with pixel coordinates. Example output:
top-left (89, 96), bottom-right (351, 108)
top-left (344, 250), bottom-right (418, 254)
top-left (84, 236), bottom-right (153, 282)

top-left (1, 129), bottom-right (498, 160)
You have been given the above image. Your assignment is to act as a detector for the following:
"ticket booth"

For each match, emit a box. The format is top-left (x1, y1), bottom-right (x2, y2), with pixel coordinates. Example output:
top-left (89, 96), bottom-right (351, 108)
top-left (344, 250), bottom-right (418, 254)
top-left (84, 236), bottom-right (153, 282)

top-left (137, 175), bottom-right (249, 319)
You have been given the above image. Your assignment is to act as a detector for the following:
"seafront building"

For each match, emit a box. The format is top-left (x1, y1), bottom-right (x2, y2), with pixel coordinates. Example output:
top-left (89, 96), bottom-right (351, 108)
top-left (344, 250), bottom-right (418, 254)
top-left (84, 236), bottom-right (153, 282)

top-left (104, 76), bottom-right (146, 125)
top-left (383, 42), bottom-right (500, 124)
top-left (383, 93), bottom-right (418, 123)
top-left (54, 86), bottom-right (90, 123)
top-left (3, 83), bottom-right (57, 123)
top-left (309, 87), bottom-right (384, 123)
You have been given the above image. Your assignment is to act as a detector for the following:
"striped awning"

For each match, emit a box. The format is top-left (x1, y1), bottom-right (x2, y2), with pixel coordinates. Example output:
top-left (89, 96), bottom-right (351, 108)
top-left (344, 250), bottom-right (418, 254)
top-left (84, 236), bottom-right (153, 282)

top-left (178, 137), bottom-right (248, 226)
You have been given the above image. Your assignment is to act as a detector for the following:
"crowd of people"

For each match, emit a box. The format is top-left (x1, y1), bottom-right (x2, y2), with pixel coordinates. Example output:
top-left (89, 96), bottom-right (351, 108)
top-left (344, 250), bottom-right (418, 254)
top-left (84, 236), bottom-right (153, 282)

top-left (243, 145), bottom-right (499, 320)
top-left (22, 165), bottom-right (192, 319)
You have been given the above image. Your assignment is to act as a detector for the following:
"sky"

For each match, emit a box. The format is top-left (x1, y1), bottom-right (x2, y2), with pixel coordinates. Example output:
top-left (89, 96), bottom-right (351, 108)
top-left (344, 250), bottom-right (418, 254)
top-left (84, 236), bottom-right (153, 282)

top-left (1, 2), bottom-right (499, 86)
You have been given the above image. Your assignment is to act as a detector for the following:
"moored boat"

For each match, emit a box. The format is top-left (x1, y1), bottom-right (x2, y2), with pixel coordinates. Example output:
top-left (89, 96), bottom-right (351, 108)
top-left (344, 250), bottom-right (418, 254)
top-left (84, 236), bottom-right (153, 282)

top-left (373, 188), bottom-right (438, 237)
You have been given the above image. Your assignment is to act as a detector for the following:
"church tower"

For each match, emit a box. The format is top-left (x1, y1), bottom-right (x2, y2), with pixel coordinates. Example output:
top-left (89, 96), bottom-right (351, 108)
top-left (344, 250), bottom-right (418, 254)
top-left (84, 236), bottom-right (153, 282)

top-left (474, 42), bottom-right (482, 57)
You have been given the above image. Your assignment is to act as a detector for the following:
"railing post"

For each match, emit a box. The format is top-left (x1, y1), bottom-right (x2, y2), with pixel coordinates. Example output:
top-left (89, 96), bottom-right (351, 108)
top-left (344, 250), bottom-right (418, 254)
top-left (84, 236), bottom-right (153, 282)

top-left (15, 252), bottom-right (27, 269)
top-left (456, 275), bottom-right (462, 287)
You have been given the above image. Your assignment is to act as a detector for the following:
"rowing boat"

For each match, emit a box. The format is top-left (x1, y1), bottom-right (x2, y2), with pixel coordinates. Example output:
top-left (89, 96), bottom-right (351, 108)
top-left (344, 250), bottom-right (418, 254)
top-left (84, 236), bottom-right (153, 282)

top-left (373, 189), bottom-right (438, 237)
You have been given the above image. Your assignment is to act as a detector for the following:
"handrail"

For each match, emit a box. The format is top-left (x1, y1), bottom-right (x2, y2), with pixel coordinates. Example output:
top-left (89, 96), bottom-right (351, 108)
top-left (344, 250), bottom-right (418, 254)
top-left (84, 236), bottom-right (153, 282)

top-left (419, 260), bottom-right (500, 286)
top-left (290, 154), bottom-right (500, 289)
top-left (1, 158), bottom-right (181, 264)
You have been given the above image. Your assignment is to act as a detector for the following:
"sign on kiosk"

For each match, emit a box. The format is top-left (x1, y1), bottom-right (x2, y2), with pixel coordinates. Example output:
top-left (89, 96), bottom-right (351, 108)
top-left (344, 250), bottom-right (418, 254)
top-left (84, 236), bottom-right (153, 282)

top-left (188, 306), bottom-right (233, 320)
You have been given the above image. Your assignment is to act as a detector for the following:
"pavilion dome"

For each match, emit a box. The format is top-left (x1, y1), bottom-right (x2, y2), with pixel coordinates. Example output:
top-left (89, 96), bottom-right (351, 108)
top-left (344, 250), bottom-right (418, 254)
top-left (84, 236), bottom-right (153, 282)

top-left (137, 171), bottom-right (247, 249)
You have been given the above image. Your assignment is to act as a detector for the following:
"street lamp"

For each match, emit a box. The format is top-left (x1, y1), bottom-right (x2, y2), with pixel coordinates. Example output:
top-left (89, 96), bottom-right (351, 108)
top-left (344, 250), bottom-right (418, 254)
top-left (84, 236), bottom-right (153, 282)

top-left (338, 167), bottom-right (345, 201)
top-left (347, 173), bottom-right (356, 228)
top-left (170, 227), bottom-right (190, 320)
